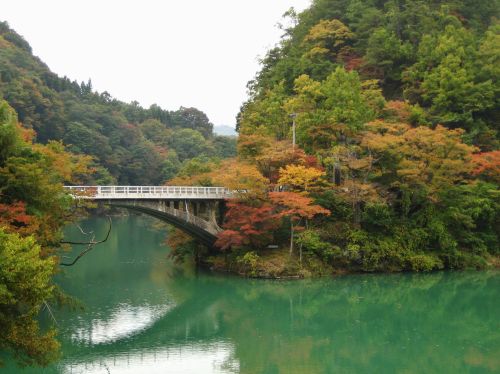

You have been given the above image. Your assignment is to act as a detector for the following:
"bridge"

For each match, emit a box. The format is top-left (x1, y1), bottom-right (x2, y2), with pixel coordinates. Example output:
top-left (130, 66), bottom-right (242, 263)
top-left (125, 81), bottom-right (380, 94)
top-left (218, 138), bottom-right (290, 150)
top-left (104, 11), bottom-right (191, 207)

top-left (64, 186), bottom-right (234, 247)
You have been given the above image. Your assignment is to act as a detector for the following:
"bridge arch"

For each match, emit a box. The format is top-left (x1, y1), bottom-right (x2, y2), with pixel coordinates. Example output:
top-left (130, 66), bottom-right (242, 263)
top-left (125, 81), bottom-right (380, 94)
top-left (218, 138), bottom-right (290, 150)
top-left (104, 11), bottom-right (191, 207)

top-left (65, 186), bottom-right (231, 248)
top-left (110, 202), bottom-right (220, 248)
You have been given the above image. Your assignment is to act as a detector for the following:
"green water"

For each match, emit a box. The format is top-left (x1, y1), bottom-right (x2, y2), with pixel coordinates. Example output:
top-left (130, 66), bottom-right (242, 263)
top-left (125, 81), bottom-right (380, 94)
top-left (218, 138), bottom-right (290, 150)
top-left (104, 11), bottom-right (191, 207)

top-left (4, 216), bottom-right (499, 373)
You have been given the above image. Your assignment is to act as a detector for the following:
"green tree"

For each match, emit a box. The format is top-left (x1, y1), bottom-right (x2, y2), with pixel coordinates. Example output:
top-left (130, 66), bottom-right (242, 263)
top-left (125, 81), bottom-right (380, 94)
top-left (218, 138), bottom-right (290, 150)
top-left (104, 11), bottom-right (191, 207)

top-left (171, 107), bottom-right (214, 138)
top-left (0, 229), bottom-right (59, 367)
top-left (403, 24), bottom-right (495, 131)
top-left (170, 128), bottom-right (212, 162)
top-left (0, 100), bottom-right (92, 366)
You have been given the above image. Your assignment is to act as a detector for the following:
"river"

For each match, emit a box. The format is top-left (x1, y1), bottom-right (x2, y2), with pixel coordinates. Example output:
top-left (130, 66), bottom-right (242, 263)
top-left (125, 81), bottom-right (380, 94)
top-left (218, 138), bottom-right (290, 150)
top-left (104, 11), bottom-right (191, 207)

top-left (4, 216), bottom-right (499, 373)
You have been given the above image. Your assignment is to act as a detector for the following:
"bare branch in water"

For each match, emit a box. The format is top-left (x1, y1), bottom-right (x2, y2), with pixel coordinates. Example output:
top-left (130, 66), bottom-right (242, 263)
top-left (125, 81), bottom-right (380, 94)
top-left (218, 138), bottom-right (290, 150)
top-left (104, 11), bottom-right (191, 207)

top-left (75, 223), bottom-right (93, 236)
top-left (60, 216), bottom-right (112, 266)
top-left (42, 300), bottom-right (58, 326)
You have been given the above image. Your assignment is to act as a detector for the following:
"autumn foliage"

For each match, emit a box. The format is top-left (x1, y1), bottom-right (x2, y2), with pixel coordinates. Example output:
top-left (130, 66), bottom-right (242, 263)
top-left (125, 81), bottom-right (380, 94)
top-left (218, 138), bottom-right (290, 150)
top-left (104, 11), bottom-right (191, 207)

top-left (216, 193), bottom-right (330, 251)
top-left (0, 201), bottom-right (38, 236)
top-left (269, 192), bottom-right (330, 221)
top-left (472, 151), bottom-right (500, 183)
top-left (277, 165), bottom-right (325, 193)
top-left (216, 201), bottom-right (279, 251)
top-left (0, 100), bottom-right (93, 366)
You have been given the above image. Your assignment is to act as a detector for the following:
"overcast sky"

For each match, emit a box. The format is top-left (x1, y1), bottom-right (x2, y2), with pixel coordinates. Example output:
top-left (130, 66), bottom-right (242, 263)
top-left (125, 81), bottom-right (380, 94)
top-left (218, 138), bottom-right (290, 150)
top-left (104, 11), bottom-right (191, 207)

top-left (2, 0), bottom-right (311, 127)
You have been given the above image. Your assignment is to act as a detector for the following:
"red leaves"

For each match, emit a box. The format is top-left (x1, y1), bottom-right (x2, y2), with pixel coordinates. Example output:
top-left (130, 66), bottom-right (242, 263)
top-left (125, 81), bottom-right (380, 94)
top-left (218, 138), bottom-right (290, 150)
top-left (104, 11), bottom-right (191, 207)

top-left (0, 201), bottom-right (39, 235)
top-left (215, 230), bottom-right (245, 251)
top-left (341, 51), bottom-right (364, 71)
top-left (216, 192), bottom-right (330, 251)
top-left (217, 202), bottom-right (273, 250)
top-left (216, 201), bottom-right (280, 250)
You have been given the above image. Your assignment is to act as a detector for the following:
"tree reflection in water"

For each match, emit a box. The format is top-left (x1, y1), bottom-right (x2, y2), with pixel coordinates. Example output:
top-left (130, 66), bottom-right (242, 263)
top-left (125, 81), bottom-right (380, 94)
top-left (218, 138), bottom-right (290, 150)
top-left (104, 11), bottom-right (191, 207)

top-left (5, 217), bottom-right (497, 374)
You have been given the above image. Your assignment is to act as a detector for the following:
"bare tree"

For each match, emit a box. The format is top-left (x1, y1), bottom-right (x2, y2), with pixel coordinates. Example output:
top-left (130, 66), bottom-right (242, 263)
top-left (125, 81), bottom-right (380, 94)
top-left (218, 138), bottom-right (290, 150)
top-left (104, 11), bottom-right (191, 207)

top-left (59, 216), bottom-right (112, 266)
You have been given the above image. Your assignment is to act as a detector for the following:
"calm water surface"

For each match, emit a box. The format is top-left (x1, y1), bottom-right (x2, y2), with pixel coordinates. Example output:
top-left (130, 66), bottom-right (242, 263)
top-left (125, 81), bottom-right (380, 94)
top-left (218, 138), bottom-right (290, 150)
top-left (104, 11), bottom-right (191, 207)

top-left (5, 216), bottom-right (499, 373)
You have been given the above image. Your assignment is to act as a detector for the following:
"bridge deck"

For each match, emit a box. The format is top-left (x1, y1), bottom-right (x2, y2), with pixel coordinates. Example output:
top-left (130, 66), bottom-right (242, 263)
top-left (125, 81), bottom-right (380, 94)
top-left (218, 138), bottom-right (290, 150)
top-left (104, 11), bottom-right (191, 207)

top-left (64, 186), bottom-right (232, 200)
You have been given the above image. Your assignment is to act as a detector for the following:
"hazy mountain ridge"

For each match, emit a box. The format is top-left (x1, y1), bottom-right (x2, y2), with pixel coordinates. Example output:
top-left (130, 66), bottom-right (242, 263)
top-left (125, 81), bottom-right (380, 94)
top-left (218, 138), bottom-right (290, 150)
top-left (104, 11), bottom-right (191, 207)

top-left (214, 125), bottom-right (237, 137)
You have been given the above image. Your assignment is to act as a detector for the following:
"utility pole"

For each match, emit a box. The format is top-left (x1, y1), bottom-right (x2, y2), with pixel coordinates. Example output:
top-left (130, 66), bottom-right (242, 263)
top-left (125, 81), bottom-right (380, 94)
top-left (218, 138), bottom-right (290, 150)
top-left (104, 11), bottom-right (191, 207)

top-left (289, 113), bottom-right (297, 149)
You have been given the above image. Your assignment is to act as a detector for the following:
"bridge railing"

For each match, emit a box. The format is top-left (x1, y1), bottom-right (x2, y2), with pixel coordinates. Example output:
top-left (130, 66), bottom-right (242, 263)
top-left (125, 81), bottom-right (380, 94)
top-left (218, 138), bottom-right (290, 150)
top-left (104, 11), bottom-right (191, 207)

top-left (64, 186), bottom-right (232, 199)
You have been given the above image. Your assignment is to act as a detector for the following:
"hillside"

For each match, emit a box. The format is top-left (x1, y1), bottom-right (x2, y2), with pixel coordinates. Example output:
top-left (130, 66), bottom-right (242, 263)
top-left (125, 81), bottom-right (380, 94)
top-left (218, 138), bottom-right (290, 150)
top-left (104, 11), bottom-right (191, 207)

top-left (0, 21), bottom-right (236, 185)
top-left (172, 0), bottom-right (500, 275)
top-left (239, 0), bottom-right (499, 149)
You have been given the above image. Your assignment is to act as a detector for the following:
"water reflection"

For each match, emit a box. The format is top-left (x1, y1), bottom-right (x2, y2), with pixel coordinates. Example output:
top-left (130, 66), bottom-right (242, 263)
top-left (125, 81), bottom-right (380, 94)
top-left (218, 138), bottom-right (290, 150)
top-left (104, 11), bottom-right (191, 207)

top-left (3, 216), bottom-right (498, 373)
top-left (71, 304), bottom-right (173, 345)
top-left (61, 343), bottom-right (238, 374)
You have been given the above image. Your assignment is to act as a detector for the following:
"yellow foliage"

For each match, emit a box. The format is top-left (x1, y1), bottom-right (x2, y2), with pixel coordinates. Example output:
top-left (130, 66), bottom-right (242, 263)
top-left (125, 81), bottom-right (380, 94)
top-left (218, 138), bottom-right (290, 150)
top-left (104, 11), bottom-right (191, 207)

top-left (278, 164), bottom-right (325, 193)
top-left (209, 159), bottom-right (270, 196)
top-left (303, 19), bottom-right (354, 48)
top-left (167, 158), bottom-right (269, 199)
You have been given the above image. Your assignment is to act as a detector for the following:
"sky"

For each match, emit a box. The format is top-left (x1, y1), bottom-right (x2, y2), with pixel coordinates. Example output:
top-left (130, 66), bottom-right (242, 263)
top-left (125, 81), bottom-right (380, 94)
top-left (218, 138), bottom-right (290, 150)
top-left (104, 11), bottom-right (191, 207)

top-left (2, 0), bottom-right (312, 127)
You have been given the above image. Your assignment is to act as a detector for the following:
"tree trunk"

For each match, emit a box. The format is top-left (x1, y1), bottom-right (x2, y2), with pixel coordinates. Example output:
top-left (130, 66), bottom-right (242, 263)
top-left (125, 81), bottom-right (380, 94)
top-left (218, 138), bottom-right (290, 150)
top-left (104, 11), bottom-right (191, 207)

top-left (299, 243), bottom-right (303, 267)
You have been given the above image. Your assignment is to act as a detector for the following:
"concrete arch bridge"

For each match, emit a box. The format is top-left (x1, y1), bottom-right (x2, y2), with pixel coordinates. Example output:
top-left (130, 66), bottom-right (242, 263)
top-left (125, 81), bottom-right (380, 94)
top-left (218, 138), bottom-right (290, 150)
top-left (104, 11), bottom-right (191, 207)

top-left (64, 186), bottom-right (234, 247)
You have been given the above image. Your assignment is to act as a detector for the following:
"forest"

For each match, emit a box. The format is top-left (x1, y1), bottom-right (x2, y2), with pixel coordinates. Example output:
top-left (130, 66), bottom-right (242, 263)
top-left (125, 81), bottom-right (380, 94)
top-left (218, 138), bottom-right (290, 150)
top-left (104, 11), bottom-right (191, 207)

top-left (0, 21), bottom-right (236, 185)
top-left (168, 0), bottom-right (500, 276)
top-left (0, 0), bottom-right (499, 367)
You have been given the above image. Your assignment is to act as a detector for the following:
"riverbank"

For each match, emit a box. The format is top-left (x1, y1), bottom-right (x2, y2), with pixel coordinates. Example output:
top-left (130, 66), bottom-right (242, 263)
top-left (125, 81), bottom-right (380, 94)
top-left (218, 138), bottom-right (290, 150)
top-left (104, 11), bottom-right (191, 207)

top-left (90, 211), bottom-right (500, 279)
top-left (203, 248), bottom-right (500, 279)
top-left (205, 248), bottom-right (354, 279)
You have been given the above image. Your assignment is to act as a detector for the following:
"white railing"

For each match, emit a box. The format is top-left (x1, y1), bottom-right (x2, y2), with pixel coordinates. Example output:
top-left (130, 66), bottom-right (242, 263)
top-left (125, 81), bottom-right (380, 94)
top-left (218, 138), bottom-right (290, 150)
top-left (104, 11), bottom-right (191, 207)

top-left (64, 186), bottom-right (232, 200)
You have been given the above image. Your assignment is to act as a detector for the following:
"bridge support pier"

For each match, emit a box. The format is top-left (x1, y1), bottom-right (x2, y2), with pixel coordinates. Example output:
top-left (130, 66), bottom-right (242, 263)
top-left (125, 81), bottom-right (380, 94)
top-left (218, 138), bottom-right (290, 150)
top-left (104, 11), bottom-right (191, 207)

top-left (105, 199), bottom-right (224, 248)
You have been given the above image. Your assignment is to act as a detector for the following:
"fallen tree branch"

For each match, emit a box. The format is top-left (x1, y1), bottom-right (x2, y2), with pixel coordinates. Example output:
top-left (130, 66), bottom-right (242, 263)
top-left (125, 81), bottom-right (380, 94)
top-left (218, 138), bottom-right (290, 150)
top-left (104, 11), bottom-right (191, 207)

top-left (75, 223), bottom-right (93, 236)
top-left (60, 216), bottom-right (112, 266)
top-left (42, 300), bottom-right (59, 326)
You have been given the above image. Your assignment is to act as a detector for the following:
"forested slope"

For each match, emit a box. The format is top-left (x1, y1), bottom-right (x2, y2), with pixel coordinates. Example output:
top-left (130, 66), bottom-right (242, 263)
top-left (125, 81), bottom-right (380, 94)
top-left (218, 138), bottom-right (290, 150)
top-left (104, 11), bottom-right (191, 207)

top-left (0, 21), bottom-right (236, 185)
top-left (174, 0), bottom-right (499, 275)
top-left (239, 0), bottom-right (499, 148)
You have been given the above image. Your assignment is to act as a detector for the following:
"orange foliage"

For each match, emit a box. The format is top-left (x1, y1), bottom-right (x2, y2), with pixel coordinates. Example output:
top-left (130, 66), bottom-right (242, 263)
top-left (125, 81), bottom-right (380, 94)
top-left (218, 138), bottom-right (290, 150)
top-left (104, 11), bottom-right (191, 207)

top-left (383, 101), bottom-right (412, 122)
top-left (33, 141), bottom-right (93, 184)
top-left (269, 192), bottom-right (330, 221)
top-left (254, 140), bottom-right (307, 184)
top-left (363, 121), bottom-right (477, 196)
top-left (168, 159), bottom-right (269, 198)
top-left (237, 134), bottom-right (273, 160)
top-left (304, 155), bottom-right (322, 169)
top-left (17, 123), bottom-right (36, 143)
top-left (345, 55), bottom-right (364, 71)
top-left (209, 160), bottom-right (269, 196)
top-left (216, 193), bottom-right (330, 251)
top-left (238, 134), bottom-right (308, 184)
top-left (472, 151), bottom-right (500, 183)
